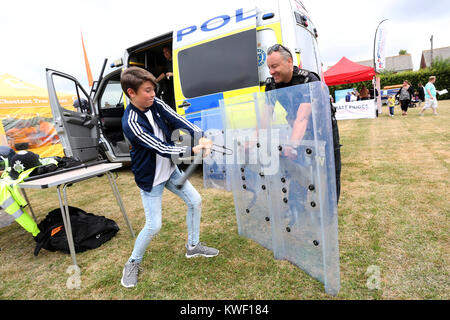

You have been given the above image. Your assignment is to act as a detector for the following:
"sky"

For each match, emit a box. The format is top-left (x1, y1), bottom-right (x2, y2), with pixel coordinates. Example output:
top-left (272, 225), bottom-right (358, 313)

top-left (1, 0), bottom-right (449, 90)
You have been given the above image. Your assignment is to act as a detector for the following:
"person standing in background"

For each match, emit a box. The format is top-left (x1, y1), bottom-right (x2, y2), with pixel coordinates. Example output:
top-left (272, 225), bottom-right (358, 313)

top-left (418, 76), bottom-right (438, 116)
top-left (156, 46), bottom-right (175, 109)
top-left (416, 82), bottom-right (425, 109)
top-left (359, 85), bottom-right (370, 100)
top-left (387, 95), bottom-right (395, 117)
top-left (395, 80), bottom-right (414, 116)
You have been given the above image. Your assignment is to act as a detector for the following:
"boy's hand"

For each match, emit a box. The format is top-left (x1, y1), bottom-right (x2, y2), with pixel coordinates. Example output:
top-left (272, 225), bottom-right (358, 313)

top-left (193, 138), bottom-right (212, 157)
top-left (192, 145), bottom-right (203, 155)
top-left (200, 137), bottom-right (212, 157)
top-left (199, 137), bottom-right (213, 148)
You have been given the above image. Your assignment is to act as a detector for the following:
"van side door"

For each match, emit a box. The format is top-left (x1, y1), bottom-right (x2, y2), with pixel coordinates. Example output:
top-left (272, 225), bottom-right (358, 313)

top-left (46, 69), bottom-right (99, 162)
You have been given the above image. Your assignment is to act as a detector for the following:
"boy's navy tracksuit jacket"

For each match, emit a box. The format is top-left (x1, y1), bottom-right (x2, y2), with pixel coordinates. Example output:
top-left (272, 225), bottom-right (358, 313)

top-left (122, 97), bottom-right (203, 192)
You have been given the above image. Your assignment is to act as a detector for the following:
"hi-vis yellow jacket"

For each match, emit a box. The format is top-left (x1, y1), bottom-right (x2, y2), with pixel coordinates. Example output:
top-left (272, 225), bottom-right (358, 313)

top-left (0, 168), bottom-right (40, 237)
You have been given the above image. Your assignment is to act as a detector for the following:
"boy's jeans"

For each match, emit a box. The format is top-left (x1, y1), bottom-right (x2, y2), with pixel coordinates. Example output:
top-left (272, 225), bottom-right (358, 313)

top-left (129, 167), bottom-right (201, 263)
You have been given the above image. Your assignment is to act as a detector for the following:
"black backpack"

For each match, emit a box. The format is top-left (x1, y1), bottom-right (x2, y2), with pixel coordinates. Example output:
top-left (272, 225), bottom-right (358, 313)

top-left (33, 206), bottom-right (119, 256)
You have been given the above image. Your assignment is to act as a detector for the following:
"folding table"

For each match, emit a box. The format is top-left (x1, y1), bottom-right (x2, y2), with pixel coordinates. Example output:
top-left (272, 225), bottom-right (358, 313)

top-left (18, 162), bottom-right (135, 267)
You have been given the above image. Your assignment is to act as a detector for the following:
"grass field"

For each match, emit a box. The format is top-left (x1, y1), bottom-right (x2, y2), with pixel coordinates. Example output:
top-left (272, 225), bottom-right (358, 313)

top-left (0, 101), bottom-right (448, 300)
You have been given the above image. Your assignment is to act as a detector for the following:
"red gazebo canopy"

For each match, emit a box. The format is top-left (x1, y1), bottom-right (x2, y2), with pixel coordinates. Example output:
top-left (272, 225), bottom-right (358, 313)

top-left (323, 57), bottom-right (375, 86)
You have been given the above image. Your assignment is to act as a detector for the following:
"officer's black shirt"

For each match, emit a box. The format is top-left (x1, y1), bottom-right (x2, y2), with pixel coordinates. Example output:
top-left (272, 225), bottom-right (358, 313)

top-left (264, 65), bottom-right (341, 202)
top-left (161, 59), bottom-right (175, 108)
top-left (264, 66), bottom-right (320, 123)
top-left (265, 65), bottom-right (320, 91)
top-left (164, 58), bottom-right (173, 74)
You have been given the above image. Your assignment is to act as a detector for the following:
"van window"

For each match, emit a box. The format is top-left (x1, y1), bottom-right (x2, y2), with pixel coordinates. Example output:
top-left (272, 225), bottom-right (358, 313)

top-left (99, 79), bottom-right (124, 109)
top-left (51, 75), bottom-right (91, 114)
top-left (294, 25), bottom-right (321, 75)
top-left (178, 29), bottom-right (259, 98)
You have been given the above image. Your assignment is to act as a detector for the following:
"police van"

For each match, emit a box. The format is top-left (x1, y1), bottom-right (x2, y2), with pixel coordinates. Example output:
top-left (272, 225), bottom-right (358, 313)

top-left (46, 0), bottom-right (323, 163)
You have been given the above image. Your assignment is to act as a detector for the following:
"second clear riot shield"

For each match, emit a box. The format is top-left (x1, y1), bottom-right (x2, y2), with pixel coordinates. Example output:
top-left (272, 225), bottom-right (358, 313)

top-left (217, 81), bottom-right (340, 295)
top-left (219, 94), bottom-right (274, 250)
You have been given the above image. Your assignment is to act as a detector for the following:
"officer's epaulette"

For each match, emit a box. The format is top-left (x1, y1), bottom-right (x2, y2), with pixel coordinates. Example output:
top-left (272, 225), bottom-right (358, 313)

top-left (296, 68), bottom-right (310, 77)
top-left (265, 77), bottom-right (275, 88)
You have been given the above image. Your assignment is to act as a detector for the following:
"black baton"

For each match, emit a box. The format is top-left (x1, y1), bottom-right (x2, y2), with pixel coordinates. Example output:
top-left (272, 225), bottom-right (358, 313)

top-left (174, 151), bottom-right (204, 189)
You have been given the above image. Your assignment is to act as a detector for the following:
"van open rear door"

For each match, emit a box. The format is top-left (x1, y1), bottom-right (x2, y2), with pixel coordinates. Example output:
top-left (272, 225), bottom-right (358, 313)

top-left (46, 69), bottom-right (99, 162)
top-left (172, 7), bottom-right (259, 128)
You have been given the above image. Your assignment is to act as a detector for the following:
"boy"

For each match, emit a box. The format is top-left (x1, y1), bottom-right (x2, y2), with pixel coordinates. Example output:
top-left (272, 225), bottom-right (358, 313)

top-left (120, 67), bottom-right (218, 288)
top-left (387, 95), bottom-right (395, 117)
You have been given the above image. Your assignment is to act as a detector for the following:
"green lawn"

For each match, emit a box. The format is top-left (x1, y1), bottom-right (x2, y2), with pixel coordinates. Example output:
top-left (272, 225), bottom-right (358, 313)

top-left (0, 100), bottom-right (448, 300)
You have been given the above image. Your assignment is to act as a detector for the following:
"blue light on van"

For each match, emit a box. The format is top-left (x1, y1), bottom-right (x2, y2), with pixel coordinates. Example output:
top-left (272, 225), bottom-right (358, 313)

top-left (262, 13), bottom-right (275, 20)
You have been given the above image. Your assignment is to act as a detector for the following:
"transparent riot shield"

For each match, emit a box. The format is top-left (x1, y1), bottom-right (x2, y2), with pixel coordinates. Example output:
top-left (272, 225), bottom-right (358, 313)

top-left (217, 82), bottom-right (340, 295)
top-left (219, 93), bottom-right (275, 251)
top-left (201, 108), bottom-right (231, 191)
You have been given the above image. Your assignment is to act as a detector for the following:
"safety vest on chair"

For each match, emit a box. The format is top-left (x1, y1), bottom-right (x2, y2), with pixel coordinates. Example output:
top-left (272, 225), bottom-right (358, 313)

top-left (0, 168), bottom-right (40, 237)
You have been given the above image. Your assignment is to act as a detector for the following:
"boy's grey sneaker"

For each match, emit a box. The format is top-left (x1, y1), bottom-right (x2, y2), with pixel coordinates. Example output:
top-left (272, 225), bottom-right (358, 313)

top-left (186, 242), bottom-right (219, 258)
top-left (121, 260), bottom-right (142, 288)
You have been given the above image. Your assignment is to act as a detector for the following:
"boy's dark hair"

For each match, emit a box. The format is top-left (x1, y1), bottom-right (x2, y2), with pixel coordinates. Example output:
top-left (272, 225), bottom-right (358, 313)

top-left (121, 67), bottom-right (157, 98)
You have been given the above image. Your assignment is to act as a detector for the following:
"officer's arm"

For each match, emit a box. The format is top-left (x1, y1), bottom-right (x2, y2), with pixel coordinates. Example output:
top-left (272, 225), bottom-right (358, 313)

top-left (156, 72), bottom-right (166, 83)
top-left (288, 70), bottom-right (316, 143)
top-left (290, 102), bottom-right (312, 145)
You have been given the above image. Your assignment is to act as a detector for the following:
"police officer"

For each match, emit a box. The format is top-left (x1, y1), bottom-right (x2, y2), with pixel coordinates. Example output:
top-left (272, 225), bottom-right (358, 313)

top-left (156, 46), bottom-right (176, 109)
top-left (264, 44), bottom-right (341, 202)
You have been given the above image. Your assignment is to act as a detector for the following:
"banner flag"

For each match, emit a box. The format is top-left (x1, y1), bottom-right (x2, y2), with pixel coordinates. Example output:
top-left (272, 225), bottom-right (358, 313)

top-left (81, 31), bottom-right (94, 87)
top-left (375, 26), bottom-right (387, 72)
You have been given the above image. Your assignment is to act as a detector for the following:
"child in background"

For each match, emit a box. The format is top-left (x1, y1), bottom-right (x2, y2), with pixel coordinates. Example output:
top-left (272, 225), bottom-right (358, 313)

top-left (387, 95), bottom-right (395, 117)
